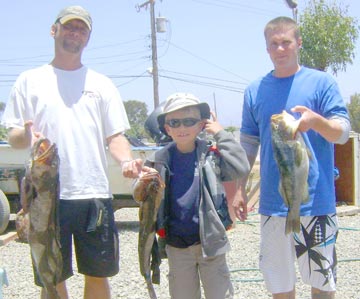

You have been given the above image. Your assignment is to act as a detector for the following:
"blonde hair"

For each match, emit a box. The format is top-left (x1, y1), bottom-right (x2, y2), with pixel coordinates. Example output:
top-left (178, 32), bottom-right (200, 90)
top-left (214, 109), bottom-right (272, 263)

top-left (264, 16), bottom-right (300, 40)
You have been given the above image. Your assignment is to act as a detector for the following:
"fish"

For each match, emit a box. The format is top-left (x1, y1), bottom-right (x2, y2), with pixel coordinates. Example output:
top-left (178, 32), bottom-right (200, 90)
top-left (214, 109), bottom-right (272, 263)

top-left (133, 170), bottom-right (165, 299)
top-left (270, 110), bottom-right (310, 234)
top-left (21, 138), bottom-right (62, 299)
top-left (15, 208), bottom-right (29, 243)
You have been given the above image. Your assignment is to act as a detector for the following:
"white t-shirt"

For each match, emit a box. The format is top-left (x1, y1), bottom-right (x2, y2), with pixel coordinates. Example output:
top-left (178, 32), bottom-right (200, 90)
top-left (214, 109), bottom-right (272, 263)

top-left (2, 64), bottom-right (130, 200)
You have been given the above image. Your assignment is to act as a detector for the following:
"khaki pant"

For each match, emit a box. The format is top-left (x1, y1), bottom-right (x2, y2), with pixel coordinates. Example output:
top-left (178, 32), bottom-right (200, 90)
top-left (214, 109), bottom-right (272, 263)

top-left (166, 244), bottom-right (233, 299)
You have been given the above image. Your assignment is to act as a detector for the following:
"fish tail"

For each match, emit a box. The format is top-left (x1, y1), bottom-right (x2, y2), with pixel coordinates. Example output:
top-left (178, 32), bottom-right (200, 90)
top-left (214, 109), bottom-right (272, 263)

top-left (146, 278), bottom-right (158, 299)
top-left (285, 214), bottom-right (301, 234)
top-left (151, 238), bottom-right (161, 284)
top-left (151, 266), bottom-right (160, 285)
top-left (44, 285), bottom-right (61, 299)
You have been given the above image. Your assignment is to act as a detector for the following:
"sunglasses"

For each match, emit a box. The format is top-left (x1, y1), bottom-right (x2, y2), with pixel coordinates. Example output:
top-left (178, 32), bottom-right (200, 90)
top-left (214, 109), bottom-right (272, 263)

top-left (165, 118), bottom-right (201, 128)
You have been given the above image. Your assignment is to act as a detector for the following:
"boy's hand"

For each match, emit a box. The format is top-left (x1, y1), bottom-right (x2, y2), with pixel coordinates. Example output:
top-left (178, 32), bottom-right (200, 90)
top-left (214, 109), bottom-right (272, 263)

top-left (204, 111), bottom-right (223, 135)
top-left (139, 166), bottom-right (158, 178)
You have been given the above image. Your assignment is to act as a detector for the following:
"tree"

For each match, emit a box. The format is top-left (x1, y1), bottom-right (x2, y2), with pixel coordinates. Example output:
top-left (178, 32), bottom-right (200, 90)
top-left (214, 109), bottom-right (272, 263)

top-left (124, 100), bottom-right (149, 140)
top-left (347, 93), bottom-right (360, 133)
top-left (299, 0), bottom-right (359, 75)
top-left (0, 102), bottom-right (7, 140)
top-left (224, 126), bottom-right (238, 135)
top-left (0, 127), bottom-right (7, 141)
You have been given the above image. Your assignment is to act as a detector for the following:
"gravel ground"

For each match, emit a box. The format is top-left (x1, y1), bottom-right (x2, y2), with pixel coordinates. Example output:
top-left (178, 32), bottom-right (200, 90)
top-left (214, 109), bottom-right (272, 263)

top-left (0, 208), bottom-right (359, 299)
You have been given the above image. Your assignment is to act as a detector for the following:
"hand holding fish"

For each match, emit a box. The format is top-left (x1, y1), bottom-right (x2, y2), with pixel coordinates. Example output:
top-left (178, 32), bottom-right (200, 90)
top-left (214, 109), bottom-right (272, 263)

top-left (133, 168), bottom-right (163, 203)
top-left (24, 121), bottom-right (44, 146)
top-left (291, 105), bottom-right (318, 132)
top-left (204, 111), bottom-right (223, 135)
top-left (7, 120), bottom-right (43, 149)
top-left (121, 158), bottom-right (143, 178)
top-left (291, 105), bottom-right (345, 143)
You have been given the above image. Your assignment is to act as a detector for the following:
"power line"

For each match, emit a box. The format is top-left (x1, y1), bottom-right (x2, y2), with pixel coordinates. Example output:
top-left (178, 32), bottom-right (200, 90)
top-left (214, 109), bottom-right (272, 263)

top-left (85, 50), bottom-right (150, 61)
top-left (159, 74), bottom-right (244, 93)
top-left (168, 41), bottom-right (251, 83)
top-left (86, 37), bottom-right (148, 51)
top-left (115, 71), bottom-right (149, 87)
top-left (190, 0), bottom-right (282, 16)
top-left (161, 69), bottom-right (248, 86)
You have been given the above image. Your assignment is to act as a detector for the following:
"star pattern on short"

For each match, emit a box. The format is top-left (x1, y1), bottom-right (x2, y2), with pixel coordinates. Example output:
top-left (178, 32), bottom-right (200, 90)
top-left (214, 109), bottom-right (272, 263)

top-left (294, 215), bottom-right (337, 285)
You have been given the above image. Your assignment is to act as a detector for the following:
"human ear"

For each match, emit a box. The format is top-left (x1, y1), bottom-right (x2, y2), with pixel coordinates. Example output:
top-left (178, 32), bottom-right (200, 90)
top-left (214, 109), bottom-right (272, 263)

top-left (164, 124), bottom-right (171, 135)
top-left (297, 37), bottom-right (302, 48)
top-left (50, 25), bottom-right (57, 37)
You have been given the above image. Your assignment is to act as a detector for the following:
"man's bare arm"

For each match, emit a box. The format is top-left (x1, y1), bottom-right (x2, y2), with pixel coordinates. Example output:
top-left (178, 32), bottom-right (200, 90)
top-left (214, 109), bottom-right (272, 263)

top-left (7, 121), bottom-right (35, 149)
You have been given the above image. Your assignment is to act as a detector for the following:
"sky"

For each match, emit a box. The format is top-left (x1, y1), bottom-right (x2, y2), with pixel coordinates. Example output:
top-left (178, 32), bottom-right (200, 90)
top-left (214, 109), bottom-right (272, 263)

top-left (0, 0), bottom-right (359, 127)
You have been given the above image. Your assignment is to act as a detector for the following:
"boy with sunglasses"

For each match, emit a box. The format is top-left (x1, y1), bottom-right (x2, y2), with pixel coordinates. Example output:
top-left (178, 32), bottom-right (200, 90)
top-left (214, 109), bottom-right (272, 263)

top-left (141, 93), bottom-right (250, 299)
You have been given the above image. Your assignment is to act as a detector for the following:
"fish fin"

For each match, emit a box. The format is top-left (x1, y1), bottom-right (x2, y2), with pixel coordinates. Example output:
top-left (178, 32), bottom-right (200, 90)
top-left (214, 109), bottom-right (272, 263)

top-left (151, 238), bottom-right (161, 284)
top-left (294, 142), bottom-right (306, 167)
top-left (44, 286), bottom-right (61, 299)
top-left (20, 176), bottom-right (33, 212)
top-left (279, 184), bottom-right (289, 207)
top-left (285, 214), bottom-right (301, 235)
top-left (306, 147), bottom-right (313, 160)
top-left (146, 279), bottom-right (158, 299)
top-left (302, 192), bottom-right (310, 204)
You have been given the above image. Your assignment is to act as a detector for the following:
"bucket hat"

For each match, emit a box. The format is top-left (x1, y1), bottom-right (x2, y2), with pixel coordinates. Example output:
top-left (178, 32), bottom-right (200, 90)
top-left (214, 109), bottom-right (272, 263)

top-left (157, 93), bottom-right (210, 135)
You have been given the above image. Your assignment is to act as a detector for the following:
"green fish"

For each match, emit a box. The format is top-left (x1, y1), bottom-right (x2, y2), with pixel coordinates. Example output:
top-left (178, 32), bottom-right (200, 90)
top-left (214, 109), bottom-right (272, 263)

top-left (271, 110), bottom-right (310, 234)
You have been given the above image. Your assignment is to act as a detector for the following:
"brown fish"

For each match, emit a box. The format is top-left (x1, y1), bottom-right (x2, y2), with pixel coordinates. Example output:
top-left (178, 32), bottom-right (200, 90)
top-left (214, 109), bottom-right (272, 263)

top-left (15, 208), bottom-right (29, 243)
top-left (270, 110), bottom-right (310, 234)
top-left (133, 170), bottom-right (165, 299)
top-left (22, 138), bottom-right (62, 299)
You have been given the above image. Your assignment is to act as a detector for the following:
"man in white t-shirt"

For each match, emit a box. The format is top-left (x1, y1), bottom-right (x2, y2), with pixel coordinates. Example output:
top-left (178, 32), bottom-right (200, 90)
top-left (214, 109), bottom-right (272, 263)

top-left (1, 6), bottom-right (144, 299)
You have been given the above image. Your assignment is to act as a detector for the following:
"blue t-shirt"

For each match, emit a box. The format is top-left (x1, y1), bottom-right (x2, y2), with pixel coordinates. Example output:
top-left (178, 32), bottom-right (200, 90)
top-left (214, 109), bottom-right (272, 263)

top-left (241, 66), bottom-right (349, 216)
top-left (167, 147), bottom-right (201, 248)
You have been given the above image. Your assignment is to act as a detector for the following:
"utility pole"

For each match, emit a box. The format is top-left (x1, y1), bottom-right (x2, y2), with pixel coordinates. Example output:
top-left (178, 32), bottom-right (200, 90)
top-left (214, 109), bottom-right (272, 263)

top-left (137, 0), bottom-right (160, 108)
top-left (213, 92), bottom-right (218, 117)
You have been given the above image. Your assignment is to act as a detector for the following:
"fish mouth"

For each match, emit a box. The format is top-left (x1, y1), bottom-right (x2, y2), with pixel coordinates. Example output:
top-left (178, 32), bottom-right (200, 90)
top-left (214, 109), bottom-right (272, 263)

top-left (271, 111), bottom-right (299, 139)
top-left (33, 138), bottom-right (56, 164)
top-left (270, 113), bottom-right (284, 123)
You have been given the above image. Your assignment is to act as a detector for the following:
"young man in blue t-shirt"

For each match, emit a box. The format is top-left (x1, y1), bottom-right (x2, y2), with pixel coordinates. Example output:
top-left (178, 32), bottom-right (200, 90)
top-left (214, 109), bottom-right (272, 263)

top-left (237, 16), bottom-right (350, 299)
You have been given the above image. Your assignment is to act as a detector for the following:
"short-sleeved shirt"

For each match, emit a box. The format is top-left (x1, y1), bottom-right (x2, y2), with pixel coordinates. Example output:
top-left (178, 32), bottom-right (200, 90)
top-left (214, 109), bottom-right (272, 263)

top-left (241, 66), bottom-right (349, 216)
top-left (167, 147), bottom-right (201, 248)
top-left (1, 65), bottom-right (130, 199)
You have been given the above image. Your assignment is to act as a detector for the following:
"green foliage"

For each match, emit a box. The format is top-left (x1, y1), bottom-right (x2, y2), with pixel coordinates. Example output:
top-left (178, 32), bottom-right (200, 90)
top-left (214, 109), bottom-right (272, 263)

top-left (124, 100), bottom-right (149, 140)
top-left (347, 93), bottom-right (360, 133)
top-left (224, 126), bottom-right (238, 135)
top-left (0, 102), bottom-right (7, 141)
top-left (299, 0), bottom-right (359, 75)
top-left (0, 126), bottom-right (8, 141)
